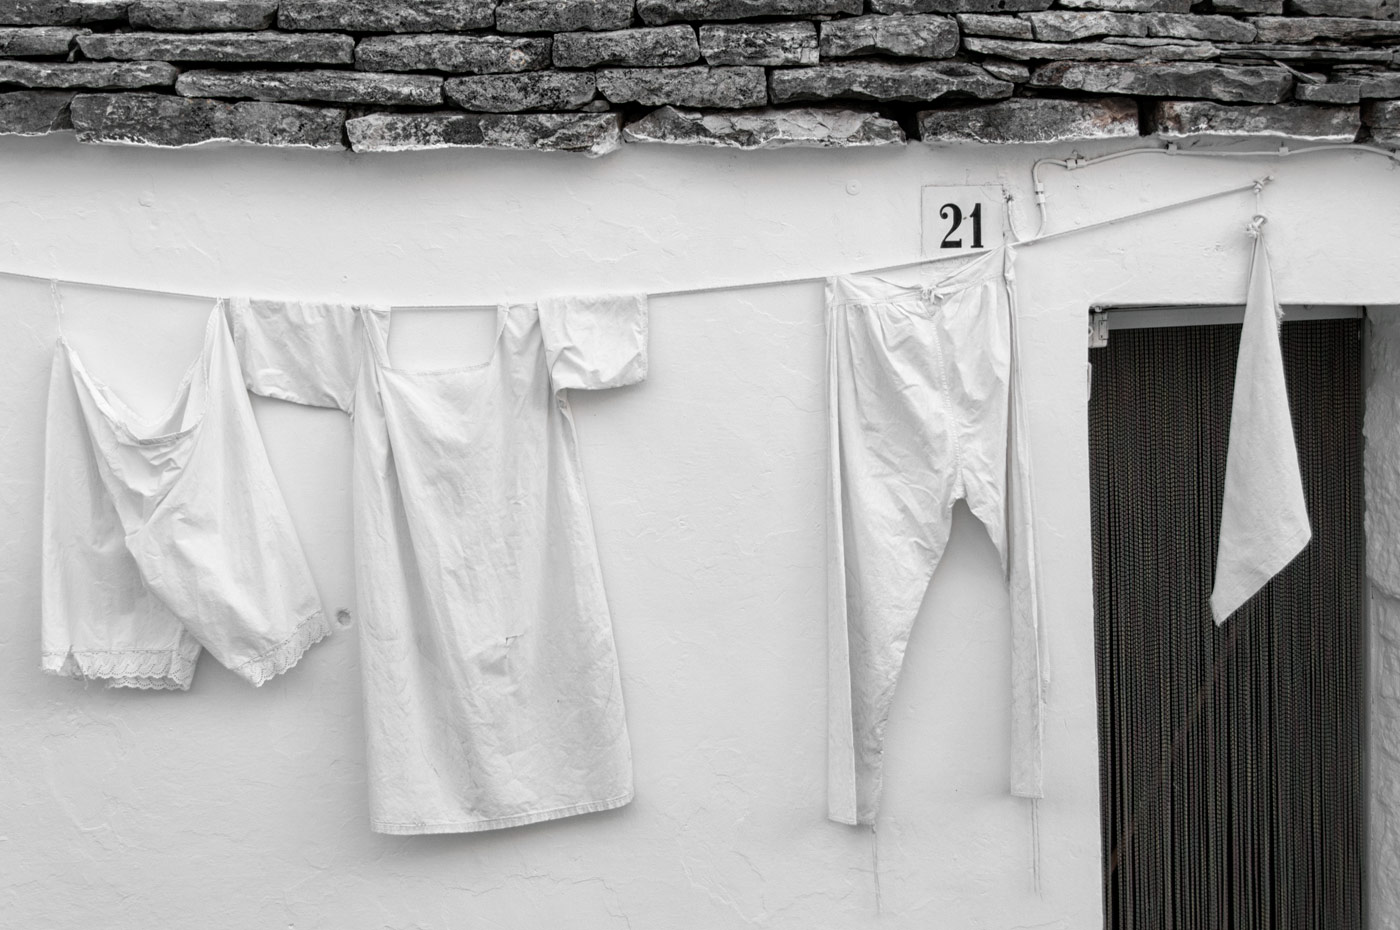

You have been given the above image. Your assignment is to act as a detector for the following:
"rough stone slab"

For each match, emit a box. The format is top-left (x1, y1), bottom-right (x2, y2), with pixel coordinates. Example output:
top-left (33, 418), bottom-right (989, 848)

top-left (638, 0), bottom-right (863, 26)
top-left (77, 32), bottom-right (355, 64)
top-left (698, 22), bottom-right (817, 65)
top-left (1024, 11), bottom-right (1255, 41)
top-left (279, 0), bottom-right (495, 32)
top-left (1251, 15), bottom-right (1400, 42)
top-left (554, 26), bottom-right (699, 67)
top-left (956, 14), bottom-right (1034, 39)
top-left (964, 36), bottom-right (1219, 59)
top-left (444, 71), bottom-right (596, 111)
top-left (1287, 0), bottom-right (1386, 15)
top-left (873, 0), bottom-right (1052, 11)
top-left (1154, 100), bottom-right (1360, 140)
top-left (128, 0), bottom-right (278, 31)
top-left (623, 105), bottom-right (905, 148)
top-left (1030, 60), bottom-right (1292, 102)
top-left (918, 96), bottom-right (1137, 143)
top-left (1295, 80), bottom-right (1362, 102)
top-left (1365, 99), bottom-right (1400, 141)
top-left (0, 89), bottom-right (74, 135)
top-left (983, 57), bottom-right (1031, 81)
top-left (1335, 68), bottom-right (1400, 96)
top-left (0, 2), bottom-right (128, 25)
top-left (819, 14), bottom-right (959, 59)
top-left (1056, 0), bottom-right (1189, 10)
top-left (770, 60), bottom-right (1013, 103)
top-left (496, 0), bottom-right (634, 32)
top-left (0, 26), bottom-right (87, 56)
top-left (1365, 98), bottom-right (1400, 120)
top-left (346, 111), bottom-right (622, 155)
top-left (70, 93), bottom-right (346, 147)
top-left (1105, 35), bottom-right (1215, 45)
top-left (1218, 41), bottom-right (1392, 61)
top-left (0, 60), bottom-right (178, 89)
top-left (1214, 0), bottom-right (1282, 12)
top-left (596, 65), bottom-right (767, 107)
top-left (177, 69), bottom-right (444, 106)
top-left (356, 35), bottom-right (551, 73)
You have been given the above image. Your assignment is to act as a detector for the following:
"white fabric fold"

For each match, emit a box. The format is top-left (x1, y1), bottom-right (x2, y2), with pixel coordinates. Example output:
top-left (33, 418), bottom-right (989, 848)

top-left (1210, 227), bottom-right (1312, 625)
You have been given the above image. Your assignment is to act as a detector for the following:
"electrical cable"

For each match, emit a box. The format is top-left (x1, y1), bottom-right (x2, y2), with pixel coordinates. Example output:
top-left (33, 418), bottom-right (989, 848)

top-left (1028, 140), bottom-right (1400, 239)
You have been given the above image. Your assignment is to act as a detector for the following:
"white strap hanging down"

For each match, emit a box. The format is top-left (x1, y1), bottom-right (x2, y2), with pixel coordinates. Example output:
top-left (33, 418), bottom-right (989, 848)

top-left (1209, 220), bottom-right (1312, 624)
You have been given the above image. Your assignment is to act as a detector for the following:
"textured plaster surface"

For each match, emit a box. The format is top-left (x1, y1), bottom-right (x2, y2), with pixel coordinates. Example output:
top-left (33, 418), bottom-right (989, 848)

top-left (1368, 310), bottom-right (1400, 930)
top-left (0, 136), bottom-right (1398, 928)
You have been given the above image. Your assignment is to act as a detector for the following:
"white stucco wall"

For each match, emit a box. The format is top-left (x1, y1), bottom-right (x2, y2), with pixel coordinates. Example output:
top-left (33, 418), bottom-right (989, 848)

top-left (1, 135), bottom-right (1397, 929)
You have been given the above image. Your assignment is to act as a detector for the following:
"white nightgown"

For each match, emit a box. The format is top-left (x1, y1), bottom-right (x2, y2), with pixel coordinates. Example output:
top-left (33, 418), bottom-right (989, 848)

top-left (229, 295), bottom-right (646, 834)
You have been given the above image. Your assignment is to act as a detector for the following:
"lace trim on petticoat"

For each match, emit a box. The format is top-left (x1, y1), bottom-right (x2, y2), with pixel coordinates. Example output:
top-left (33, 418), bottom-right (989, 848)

top-left (42, 647), bottom-right (198, 691)
top-left (231, 610), bottom-right (332, 687)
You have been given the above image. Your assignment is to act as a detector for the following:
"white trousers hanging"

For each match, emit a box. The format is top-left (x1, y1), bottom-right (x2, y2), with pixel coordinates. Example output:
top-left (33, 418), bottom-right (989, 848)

top-left (826, 247), bottom-right (1045, 825)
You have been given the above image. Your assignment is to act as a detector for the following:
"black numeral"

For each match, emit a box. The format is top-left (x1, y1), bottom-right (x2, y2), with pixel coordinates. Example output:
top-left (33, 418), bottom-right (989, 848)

top-left (939, 202), bottom-right (984, 250)
top-left (939, 203), bottom-right (963, 249)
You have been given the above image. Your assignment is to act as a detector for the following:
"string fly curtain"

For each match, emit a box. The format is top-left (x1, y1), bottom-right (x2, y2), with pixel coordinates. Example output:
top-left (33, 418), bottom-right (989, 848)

top-left (1089, 319), bottom-right (1365, 930)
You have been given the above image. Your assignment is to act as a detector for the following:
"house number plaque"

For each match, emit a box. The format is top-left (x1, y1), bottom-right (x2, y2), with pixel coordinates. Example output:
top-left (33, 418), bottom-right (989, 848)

top-left (920, 185), bottom-right (1006, 257)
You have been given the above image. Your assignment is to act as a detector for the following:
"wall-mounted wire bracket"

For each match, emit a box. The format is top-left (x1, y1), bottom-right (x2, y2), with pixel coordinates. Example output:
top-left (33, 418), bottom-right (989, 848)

top-left (1089, 311), bottom-right (1110, 349)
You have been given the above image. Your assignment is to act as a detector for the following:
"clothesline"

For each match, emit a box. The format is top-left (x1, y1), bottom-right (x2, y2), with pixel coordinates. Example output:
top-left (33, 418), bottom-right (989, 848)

top-left (0, 176), bottom-right (1267, 311)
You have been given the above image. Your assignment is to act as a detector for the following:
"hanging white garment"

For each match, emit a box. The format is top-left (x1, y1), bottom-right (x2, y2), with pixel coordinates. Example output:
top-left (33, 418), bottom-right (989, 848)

top-left (1210, 225), bottom-right (1312, 624)
top-left (42, 292), bottom-right (329, 690)
top-left (826, 247), bottom-right (1045, 826)
top-left (229, 295), bottom-right (645, 834)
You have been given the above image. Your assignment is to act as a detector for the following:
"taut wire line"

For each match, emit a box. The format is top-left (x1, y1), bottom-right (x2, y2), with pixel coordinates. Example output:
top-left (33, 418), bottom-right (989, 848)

top-left (1013, 177), bottom-right (1268, 249)
top-left (0, 174), bottom-right (1268, 310)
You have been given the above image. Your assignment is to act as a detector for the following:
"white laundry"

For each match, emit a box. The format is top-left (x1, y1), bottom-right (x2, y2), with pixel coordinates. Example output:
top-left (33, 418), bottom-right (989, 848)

top-left (229, 295), bottom-right (645, 834)
top-left (826, 247), bottom-right (1045, 826)
top-left (42, 290), bottom-right (329, 690)
top-left (1210, 226), bottom-right (1311, 624)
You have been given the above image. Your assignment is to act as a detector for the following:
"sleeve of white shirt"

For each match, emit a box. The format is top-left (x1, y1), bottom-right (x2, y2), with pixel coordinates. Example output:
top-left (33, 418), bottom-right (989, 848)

top-left (538, 294), bottom-right (649, 392)
top-left (226, 298), bottom-right (366, 414)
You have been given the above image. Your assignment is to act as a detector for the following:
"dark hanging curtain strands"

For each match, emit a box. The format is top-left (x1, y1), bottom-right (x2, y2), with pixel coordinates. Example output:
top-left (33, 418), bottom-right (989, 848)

top-left (0, 176), bottom-right (1268, 310)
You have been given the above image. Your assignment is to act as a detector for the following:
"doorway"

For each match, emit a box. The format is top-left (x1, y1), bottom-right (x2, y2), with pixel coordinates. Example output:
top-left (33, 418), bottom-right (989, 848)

top-left (1088, 313), bottom-right (1366, 930)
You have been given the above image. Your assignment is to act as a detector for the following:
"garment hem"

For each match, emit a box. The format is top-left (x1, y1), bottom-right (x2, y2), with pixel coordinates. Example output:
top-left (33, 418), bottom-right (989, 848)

top-left (827, 810), bottom-right (863, 827)
top-left (371, 789), bottom-right (634, 836)
top-left (232, 610), bottom-right (332, 686)
top-left (42, 646), bottom-right (199, 691)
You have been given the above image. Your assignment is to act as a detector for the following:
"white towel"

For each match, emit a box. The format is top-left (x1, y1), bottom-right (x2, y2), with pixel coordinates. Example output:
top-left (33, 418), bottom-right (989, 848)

top-left (1210, 225), bottom-right (1312, 624)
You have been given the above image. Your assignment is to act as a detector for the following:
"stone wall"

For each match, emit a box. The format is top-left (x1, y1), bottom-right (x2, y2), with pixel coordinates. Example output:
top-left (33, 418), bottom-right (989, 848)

top-left (1, 0), bottom-right (1399, 152)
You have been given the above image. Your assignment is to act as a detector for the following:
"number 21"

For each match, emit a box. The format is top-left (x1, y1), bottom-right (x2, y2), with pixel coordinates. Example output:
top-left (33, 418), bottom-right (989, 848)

top-left (939, 202), bottom-right (983, 249)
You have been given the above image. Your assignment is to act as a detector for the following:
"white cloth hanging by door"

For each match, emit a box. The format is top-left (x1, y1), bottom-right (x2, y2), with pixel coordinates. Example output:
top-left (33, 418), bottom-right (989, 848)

top-left (1210, 224), bottom-right (1312, 624)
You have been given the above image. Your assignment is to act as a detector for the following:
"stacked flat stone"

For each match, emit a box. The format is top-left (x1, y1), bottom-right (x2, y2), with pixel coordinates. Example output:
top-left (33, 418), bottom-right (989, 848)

top-left (0, 0), bottom-right (1397, 151)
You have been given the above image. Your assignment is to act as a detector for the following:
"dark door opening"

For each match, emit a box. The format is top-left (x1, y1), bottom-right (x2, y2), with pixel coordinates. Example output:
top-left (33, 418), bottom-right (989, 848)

top-left (1089, 317), bottom-right (1366, 930)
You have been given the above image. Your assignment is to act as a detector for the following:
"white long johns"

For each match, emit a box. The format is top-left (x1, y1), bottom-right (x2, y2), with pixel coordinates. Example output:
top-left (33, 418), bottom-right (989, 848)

top-left (826, 247), bottom-right (1045, 825)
